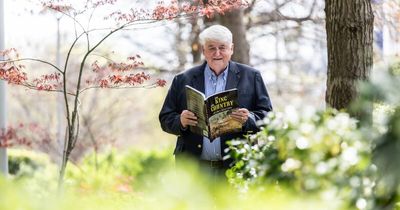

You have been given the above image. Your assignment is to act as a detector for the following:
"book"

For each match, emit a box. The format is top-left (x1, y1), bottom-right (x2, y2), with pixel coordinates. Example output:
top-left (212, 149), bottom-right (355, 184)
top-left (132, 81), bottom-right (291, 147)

top-left (185, 85), bottom-right (242, 141)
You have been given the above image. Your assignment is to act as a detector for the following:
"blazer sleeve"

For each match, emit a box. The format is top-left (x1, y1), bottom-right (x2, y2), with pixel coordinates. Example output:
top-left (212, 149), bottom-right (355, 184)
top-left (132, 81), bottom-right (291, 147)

top-left (243, 71), bottom-right (273, 132)
top-left (159, 76), bottom-right (184, 136)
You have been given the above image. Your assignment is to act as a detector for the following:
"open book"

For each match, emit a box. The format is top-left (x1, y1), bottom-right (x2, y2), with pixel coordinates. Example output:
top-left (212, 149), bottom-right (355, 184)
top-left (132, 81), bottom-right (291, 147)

top-left (185, 85), bottom-right (242, 141)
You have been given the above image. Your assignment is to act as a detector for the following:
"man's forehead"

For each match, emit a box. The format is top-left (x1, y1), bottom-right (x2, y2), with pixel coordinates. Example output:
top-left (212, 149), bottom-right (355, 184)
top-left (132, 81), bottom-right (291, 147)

top-left (205, 41), bottom-right (230, 46)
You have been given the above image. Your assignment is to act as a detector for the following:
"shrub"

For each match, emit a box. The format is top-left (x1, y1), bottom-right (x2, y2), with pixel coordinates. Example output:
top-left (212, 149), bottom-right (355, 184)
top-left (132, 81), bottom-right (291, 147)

top-left (65, 148), bottom-right (174, 193)
top-left (226, 107), bottom-right (375, 209)
top-left (7, 149), bottom-right (58, 196)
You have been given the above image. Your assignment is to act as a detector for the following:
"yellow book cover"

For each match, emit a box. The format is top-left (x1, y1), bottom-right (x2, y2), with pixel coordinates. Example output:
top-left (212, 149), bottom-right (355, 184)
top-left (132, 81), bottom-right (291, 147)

top-left (185, 85), bottom-right (242, 141)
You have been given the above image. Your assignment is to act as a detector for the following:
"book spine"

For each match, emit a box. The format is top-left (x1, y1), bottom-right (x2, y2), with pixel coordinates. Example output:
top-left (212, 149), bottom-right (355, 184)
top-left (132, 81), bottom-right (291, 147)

top-left (204, 102), bottom-right (209, 126)
top-left (204, 102), bottom-right (211, 137)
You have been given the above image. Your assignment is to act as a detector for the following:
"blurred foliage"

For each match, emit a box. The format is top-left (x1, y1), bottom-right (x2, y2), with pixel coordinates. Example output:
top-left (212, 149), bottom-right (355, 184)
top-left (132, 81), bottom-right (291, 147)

top-left (65, 148), bottom-right (174, 193)
top-left (226, 60), bottom-right (400, 210)
top-left (1, 148), bottom-right (340, 210)
top-left (388, 60), bottom-right (400, 76)
top-left (359, 60), bottom-right (400, 209)
top-left (9, 150), bottom-right (43, 177)
top-left (226, 107), bottom-right (375, 209)
top-left (4, 61), bottom-right (400, 210)
top-left (7, 149), bottom-right (59, 195)
top-left (353, 60), bottom-right (400, 127)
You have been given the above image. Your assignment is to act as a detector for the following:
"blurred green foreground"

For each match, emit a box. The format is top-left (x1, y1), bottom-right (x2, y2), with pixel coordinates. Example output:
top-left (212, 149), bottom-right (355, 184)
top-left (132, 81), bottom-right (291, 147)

top-left (1, 62), bottom-right (400, 210)
top-left (1, 148), bottom-right (339, 210)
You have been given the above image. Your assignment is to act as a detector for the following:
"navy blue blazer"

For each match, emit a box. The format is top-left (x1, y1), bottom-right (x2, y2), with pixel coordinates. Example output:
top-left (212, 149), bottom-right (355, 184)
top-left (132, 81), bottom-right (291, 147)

top-left (159, 61), bottom-right (273, 167)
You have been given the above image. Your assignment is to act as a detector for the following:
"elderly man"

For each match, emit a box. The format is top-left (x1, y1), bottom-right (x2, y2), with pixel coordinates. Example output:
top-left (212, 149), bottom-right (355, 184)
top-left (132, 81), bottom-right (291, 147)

top-left (159, 25), bottom-right (272, 172)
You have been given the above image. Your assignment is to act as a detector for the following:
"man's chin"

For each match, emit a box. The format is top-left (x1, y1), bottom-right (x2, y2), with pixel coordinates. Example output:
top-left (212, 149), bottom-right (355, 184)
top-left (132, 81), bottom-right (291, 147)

top-left (210, 62), bottom-right (226, 68)
top-left (209, 66), bottom-right (227, 73)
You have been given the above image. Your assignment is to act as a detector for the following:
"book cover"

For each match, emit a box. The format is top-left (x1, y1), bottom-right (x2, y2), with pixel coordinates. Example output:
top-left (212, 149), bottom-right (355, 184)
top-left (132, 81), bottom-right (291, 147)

top-left (185, 85), bottom-right (242, 140)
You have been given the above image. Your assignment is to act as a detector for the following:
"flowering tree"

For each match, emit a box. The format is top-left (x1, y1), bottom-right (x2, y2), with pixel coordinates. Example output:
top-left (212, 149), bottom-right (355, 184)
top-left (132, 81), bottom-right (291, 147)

top-left (0, 0), bottom-right (247, 186)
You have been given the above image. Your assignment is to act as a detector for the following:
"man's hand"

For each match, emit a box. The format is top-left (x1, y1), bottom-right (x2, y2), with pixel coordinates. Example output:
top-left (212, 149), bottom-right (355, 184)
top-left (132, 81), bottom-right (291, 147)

top-left (231, 108), bottom-right (250, 125)
top-left (180, 110), bottom-right (197, 128)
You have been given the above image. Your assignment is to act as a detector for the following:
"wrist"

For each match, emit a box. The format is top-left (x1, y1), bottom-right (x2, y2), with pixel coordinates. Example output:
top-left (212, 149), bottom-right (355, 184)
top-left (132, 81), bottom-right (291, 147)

top-left (180, 122), bottom-right (188, 131)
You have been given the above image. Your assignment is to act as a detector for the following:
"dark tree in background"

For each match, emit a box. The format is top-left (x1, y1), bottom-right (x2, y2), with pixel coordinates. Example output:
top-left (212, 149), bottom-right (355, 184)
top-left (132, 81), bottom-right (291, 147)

top-left (220, 9), bottom-right (250, 65)
top-left (325, 0), bottom-right (374, 110)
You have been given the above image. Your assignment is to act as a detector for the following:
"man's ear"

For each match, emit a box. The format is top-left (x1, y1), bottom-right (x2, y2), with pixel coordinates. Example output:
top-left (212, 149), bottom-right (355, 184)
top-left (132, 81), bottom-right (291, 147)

top-left (231, 43), bottom-right (234, 53)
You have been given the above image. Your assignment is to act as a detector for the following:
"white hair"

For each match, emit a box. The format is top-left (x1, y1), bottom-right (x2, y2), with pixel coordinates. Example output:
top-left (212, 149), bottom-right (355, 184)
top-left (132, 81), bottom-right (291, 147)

top-left (199, 25), bottom-right (233, 46)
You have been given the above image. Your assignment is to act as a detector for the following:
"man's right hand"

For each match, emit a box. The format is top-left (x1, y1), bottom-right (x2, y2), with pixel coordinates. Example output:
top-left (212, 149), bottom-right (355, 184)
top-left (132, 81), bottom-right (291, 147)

top-left (180, 110), bottom-right (197, 128)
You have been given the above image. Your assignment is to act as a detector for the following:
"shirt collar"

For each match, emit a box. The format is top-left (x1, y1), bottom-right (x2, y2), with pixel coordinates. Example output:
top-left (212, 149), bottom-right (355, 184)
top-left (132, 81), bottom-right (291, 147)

top-left (205, 64), bottom-right (229, 81)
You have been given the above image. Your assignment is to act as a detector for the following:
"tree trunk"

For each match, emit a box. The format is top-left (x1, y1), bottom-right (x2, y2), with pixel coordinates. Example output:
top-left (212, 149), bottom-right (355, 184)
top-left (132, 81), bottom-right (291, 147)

top-left (176, 17), bottom-right (188, 69)
top-left (219, 9), bottom-right (250, 65)
top-left (58, 131), bottom-right (69, 190)
top-left (0, 0), bottom-right (8, 176)
top-left (325, 0), bottom-right (374, 110)
top-left (190, 17), bottom-right (202, 65)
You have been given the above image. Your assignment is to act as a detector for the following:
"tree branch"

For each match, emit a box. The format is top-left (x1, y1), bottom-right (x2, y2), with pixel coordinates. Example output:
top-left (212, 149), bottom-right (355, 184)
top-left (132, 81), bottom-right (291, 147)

top-left (79, 83), bottom-right (161, 94)
top-left (249, 0), bottom-right (320, 27)
top-left (1, 58), bottom-right (63, 74)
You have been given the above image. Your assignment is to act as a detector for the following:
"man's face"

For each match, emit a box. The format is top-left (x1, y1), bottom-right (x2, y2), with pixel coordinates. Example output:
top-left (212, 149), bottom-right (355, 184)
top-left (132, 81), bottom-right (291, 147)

top-left (202, 40), bottom-right (234, 74)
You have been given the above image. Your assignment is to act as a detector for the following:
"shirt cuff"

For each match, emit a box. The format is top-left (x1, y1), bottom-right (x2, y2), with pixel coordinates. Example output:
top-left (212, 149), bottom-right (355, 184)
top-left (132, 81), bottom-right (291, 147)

top-left (248, 112), bottom-right (256, 122)
top-left (180, 124), bottom-right (188, 131)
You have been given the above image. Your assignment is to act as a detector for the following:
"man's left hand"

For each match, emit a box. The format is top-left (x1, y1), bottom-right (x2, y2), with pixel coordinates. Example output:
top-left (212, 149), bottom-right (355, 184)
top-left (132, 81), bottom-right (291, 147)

top-left (231, 108), bottom-right (250, 125)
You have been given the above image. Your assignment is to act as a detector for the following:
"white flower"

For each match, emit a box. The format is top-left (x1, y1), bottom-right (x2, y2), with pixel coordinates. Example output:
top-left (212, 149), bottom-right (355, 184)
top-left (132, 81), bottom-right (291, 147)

top-left (316, 162), bottom-right (328, 175)
top-left (356, 198), bottom-right (367, 209)
top-left (296, 136), bottom-right (309, 150)
top-left (299, 122), bottom-right (314, 134)
top-left (281, 158), bottom-right (302, 172)
top-left (342, 147), bottom-right (359, 165)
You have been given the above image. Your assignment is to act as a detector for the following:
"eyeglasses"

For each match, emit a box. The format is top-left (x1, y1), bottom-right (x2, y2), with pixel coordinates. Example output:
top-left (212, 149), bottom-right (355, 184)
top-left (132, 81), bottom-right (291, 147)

top-left (206, 46), bottom-right (229, 53)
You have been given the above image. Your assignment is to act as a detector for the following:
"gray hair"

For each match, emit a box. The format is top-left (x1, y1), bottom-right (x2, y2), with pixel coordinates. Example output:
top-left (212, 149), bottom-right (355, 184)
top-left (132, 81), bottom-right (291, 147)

top-left (199, 25), bottom-right (233, 46)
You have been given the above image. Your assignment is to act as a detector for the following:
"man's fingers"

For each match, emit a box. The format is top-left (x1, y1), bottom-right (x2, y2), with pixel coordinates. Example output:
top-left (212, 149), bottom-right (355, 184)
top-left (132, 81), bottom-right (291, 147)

top-left (181, 110), bottom-right (198, 128)
top-left (230, 108), bottom-right (249, 124)
top-left (186, 115), bottom-right (197, 120)
top-left (186, 112), bottom-right (196, 117)
top-left (186, 119), bottom-right (197, 126)
top-left (182, 110), bottom-right (197, 119)
top-left (230, 114), bottom-right (241, 120)
top-left (183, 119), bottom-right (197, 127)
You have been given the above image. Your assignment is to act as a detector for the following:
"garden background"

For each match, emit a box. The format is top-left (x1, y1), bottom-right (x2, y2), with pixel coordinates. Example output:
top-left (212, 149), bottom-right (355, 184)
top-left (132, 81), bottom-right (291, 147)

top-left (1, 0), bottom-right (400, 209)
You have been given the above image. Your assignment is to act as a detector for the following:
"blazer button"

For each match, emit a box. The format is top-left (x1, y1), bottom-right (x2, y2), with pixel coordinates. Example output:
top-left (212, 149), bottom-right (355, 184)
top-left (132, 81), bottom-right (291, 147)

top-left (197, 144), bottom-right (202, 148)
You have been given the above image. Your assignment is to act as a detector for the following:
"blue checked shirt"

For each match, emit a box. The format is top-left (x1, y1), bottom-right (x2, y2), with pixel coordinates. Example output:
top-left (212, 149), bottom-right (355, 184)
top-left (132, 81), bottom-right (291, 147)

top-left (200, 64), bottom-right (229, 161)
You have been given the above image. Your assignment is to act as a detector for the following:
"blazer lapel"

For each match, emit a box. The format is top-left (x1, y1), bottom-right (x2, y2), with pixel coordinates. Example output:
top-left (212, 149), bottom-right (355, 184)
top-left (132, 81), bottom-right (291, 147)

top-left (225, 61), bottom-right (240, 90)
top-left (190, 61), bottom-right (239, 93)
top-left (190, 62), bottom-right (206, 94)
